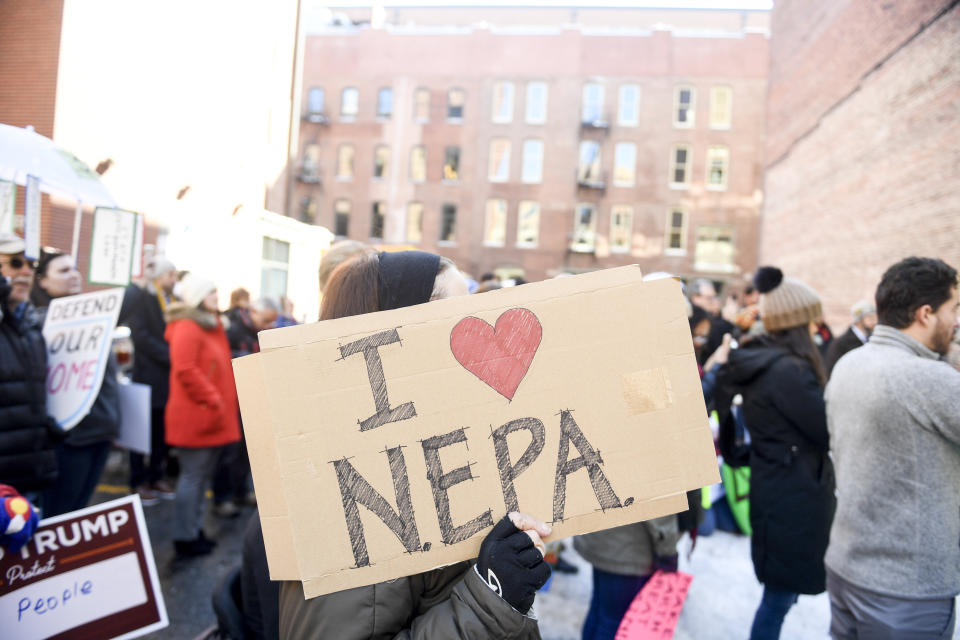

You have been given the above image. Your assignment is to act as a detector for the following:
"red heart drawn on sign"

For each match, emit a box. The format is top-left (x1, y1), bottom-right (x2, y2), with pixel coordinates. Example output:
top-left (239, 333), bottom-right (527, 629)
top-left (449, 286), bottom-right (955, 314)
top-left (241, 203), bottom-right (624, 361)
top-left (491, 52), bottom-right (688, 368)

top-left (449, 308), bottom-right (542, 401)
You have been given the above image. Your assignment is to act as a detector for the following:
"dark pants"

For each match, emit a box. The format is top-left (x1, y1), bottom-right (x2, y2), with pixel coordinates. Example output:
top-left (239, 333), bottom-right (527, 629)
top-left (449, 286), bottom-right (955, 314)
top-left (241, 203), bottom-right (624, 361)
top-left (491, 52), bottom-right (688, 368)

top-left (213, 428), bottom-right (250, 505)
top-left (42, 441), bottom-right (112, 518)
top-left (749, 585), bottom-right (798, 640)
top-left (828, 568), bottom-right (956, 639)
top-left (582, 567), bottom-right (651, 640)
top-left (129, 407), bottom-right (168, 489)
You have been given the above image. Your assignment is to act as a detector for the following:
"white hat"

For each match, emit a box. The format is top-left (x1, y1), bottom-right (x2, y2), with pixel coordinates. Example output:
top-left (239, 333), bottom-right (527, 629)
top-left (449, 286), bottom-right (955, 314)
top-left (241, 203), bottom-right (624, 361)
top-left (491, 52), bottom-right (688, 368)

top-left (0, 233), bottom-right (25, 255)
top-left (179, 274), bottom-right (217, 308)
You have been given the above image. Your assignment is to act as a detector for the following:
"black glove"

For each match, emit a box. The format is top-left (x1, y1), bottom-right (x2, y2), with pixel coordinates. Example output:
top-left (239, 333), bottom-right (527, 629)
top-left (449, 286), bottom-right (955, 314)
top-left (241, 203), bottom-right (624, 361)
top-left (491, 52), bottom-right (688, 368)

top-left (652, 553), bottom-right (679, 573)
top-left (476, 515), bottom-right (551, 613)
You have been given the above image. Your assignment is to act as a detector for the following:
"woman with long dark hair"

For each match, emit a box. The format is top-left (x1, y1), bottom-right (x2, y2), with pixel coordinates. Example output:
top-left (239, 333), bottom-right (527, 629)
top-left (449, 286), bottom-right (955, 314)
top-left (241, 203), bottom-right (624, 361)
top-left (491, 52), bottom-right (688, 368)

top-left (275, 250), bottom-right (550, 639)
top-left (715, 267), bottom-right (835, 640)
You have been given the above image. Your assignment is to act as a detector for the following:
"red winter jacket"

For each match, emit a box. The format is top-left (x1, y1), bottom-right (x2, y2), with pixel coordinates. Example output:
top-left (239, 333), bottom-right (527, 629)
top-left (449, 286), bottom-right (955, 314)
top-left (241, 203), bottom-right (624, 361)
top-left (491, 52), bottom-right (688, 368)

top-left (163, 305), bottom-right (240, 449)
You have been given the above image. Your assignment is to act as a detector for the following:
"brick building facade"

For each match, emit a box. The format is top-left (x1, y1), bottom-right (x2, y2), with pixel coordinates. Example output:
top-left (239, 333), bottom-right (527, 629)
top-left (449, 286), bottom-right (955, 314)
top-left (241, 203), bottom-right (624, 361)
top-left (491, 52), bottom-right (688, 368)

top-left (760, 0), bottom-right (960, 329)
top-left (293, 15), bottom-right (769, 283)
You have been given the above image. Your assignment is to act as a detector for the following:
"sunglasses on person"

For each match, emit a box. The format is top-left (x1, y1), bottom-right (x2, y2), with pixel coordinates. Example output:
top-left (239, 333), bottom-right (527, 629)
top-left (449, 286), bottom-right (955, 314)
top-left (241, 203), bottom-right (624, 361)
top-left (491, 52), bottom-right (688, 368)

top-left (0, 255), bottom-right (38, 270)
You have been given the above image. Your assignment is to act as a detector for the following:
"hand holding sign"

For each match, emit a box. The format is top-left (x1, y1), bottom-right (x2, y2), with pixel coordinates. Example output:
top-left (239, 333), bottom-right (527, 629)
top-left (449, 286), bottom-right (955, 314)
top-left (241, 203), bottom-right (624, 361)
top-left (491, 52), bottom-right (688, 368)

top-left (476, 513), bottom-right (552, 614)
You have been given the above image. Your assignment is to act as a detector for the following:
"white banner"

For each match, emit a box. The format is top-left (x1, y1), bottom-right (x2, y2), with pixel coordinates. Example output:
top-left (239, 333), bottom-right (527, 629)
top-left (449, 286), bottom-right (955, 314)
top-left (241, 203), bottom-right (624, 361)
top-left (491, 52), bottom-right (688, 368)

top-left (88, 207), bottom-right (137, 286)
top-left (0, 179), bottom-right (14, 234)
top-left (43, 288), bottom-right (124, 430)
top-left (24, 175), bottom-right (40, 260)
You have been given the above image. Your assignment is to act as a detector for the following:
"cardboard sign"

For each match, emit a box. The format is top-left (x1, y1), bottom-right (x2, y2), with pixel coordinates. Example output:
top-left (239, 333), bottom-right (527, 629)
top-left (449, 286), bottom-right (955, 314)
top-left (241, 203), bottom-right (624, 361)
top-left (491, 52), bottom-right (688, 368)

top-left (115, 381), bottom-right (151, 455)
top-left (24, 175), bottom-right (40, 261)
top-left (0, 495), bottom-right (168, 639)
top-left (43, 289), bottom-right (124, 430)
top-left (234, 266), bottom-right (719, 598)
top-left (616, 570), bottom-right (693, 640)
top-left (88, 208), bottom-right (137, 286)
top-left (0, 179), bottom-right (15, 234)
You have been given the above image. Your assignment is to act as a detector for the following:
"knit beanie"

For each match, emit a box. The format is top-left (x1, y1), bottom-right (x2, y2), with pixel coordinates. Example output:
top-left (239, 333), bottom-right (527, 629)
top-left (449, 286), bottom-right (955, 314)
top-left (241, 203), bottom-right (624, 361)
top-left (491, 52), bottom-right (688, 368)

top-left (179, 274), bottom-right (217, 309)
top-left (754, 266), bottom-right (822, 332)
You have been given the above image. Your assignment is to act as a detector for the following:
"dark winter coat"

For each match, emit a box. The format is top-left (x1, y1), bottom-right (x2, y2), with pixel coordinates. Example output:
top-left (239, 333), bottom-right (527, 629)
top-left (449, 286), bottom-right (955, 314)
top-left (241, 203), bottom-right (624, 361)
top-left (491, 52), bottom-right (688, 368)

top-left (163, 304), bottom-right (240, 449)
top-left (574, 515), bottom-right (679, 577)
top-left (121, 284), bottom-right (171, 409)
top-left (0, 283), bottom-right (59, 492)
top-left (715, 338), bottom-right (836, 595)
top-left (226, 307), bottom-right (260, 358)
top-left (279, 562), bottom-right (541, 640)
top-left (825, 326), bottom-right (866, 377)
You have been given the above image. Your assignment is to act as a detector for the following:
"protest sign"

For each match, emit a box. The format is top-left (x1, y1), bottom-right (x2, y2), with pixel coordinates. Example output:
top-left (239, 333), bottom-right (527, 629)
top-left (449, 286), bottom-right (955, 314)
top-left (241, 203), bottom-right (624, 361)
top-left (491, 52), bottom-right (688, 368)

top-left (24, 175), bottom-right (40, 260)
top-left (88, 208), bottom-right (137, 286)
top-left (0, 495), bottom-right (168, 639)
top-left (116, 382), bottom-right (151, 455)
top-left (616, 570), bottom-right (693, 640)
top-left (0, 179), bottom-right (15, 234)
top-left (234, 266), bottom-right (719, 598)
top-left (43, 289), bottom-right (124, 431)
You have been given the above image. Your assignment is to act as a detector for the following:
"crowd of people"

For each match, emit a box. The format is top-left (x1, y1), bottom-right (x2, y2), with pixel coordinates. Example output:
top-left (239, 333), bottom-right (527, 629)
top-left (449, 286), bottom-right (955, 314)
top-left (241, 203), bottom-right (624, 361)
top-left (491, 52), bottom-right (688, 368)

top-left (1, 227), bottom-right (958, 640)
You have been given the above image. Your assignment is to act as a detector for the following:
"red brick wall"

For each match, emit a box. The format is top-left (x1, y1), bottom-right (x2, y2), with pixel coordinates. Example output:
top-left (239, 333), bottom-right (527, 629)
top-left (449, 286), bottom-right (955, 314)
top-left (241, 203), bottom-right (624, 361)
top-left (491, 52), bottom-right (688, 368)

top-left (760, 1), bottom-right (960, 329)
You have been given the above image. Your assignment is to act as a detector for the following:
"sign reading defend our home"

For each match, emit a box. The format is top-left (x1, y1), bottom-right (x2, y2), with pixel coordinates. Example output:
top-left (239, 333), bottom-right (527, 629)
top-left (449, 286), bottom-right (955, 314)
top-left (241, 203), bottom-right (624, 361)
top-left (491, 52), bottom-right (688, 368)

top-left (234, 266), bottom-right (719, 599)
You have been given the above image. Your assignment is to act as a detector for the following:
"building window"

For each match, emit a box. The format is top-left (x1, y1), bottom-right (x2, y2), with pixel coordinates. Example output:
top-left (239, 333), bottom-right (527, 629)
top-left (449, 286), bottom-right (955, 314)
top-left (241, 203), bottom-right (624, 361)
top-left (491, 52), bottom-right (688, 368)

top-left (706, 145), bottom-right (729, 190)
top-left (571, 203), bottom-right (597, 252)
top-left (610, 205), bottom-right (633, 253)
top-left (447, 88), bottom-right (464, 121)
top-left (665, 209), bottom-right (687, 255)
top-left (370, 201), bottom-right (386, 239)
top-left (302, 143), bottom-right (321, 180)
top-left (613, 142), bottom-right (636, 187)
top-left (341, 87), bottom-right (359, 119)
top-left (443, 146), bottom-right (460, 181)
top-left (406, 202), bottom-right (423, 243)
top-left (409, 146), bottom-right (426, 182)
top-left (670, 144), bottom-right (691, 188)
top-left (489, 139), bottom-right (511, 183)
top-left (578, 141), bottom-right (602, 186)
top-left (695, 224), bottom-right (736, 272)
top-left (261, 236), bottom-right (290, 299)
top-left (336, 144), bottom-right (354, 180)
top-left (373, 145), bottom-right (390, 179)
top-left (618, 85), bottom-right (640, 126)
top-left (491, 82), bottom-right (514, 123)
top-left (516, 200), bottom-right (540, 248)
top-left (582, 83), bottom-right (604, 124)
top-left (414, 88), bottom-right (430, 122)
top-left (674, 86), bottom-right (695, 128)
top-left (484, 199), bottom-right (508, 246)
top-left (334, 200), bottom-right (350, 237)
top-left (710, 86), bottom-right (732, 129)
top-left (307, 87), bottom-right (324, 115)
top-left (440, 203), bottom-right (457, 243)
top-left (377, 87), bottom-right (393, 119)
top-left (521, 139), bottom-right (543, 184)
top-left (299, 196), bottom-right (317, 223)
top-left (525, 82), bottom-right (547, 124)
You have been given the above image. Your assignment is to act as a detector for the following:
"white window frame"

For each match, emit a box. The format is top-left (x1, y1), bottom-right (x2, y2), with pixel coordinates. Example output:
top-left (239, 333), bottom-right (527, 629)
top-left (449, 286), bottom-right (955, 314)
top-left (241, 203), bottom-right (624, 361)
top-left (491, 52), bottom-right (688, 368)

top-left (491, 82), bottom-right (514, 124)
top-left (669, 144), bottom-right (691, 189)
top-left (694, 224), bottom-right (737, 273)
top-left (582, 83), bottom-right (604, 124)
top-left (609, 205), bottom-right (633, 254)
top-left (373, 145), bottom-right (390, 180)
top-left (709, 86), bottom-right (733, 130)
top-left (664, 209), bottom-right (688, 256)
top-left (613, 142), bottom-right (636, 187)
top-left (439, 203), bottom-right (457, 245)
top-left (376, 87), bottom-right (393, 119)
top-left (409, 145), bottom-right (426, 183)
top-left (307, 87), bottom-right (324, 114)
top-left (571, 203), bottom-right (597, 253)
top-left (706, 145), bottom-right (730, 191)
top-left (336, 144), bottom-right (355, 181)
top-left (516, 200), bottom-right (540, 249)
top-left (578, 141), bottom-right (602, 185)
top-left (414, 87), bottom-right (430, 123)
top-left (406, 202), bottom-right (423, 243)
top-left (447, 88), bottom-right (465, 122)
top-left (341, 87), bottom-right (359, 120)
top-left (618, 84), bottom-right (640, 127)
top-left (673, 85), bottom-right (695, 128)
top-left (261, 236), bottom-right (290, 300)
top-left (488, 138), bottom-right (511, 183)
top-left (525, 82), bottom-right (548, 124)
top-left (443, 146), bottom-right (460, 182)
top-left (370, 201), bottom-right (386, 240)
top-left (333, 200), bottom-right (350, 237)
top-left (521, 139), bottom-right (544, 184)
top-left (483, 199), bottom-right (508, 247)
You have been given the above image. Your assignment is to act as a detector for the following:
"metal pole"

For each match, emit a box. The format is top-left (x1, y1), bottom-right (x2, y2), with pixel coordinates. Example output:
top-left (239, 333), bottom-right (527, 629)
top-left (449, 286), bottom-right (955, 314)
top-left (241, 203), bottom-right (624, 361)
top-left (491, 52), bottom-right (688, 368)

top-left (71, 201), bottom-right (82, 258)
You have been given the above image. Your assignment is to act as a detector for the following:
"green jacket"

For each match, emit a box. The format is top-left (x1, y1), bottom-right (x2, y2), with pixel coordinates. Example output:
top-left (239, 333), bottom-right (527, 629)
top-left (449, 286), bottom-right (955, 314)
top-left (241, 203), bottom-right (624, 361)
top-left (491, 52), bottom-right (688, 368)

top-left (279, 562), bottom-right (542, 639)
top-left (573, 515), bottom-right (679, 577)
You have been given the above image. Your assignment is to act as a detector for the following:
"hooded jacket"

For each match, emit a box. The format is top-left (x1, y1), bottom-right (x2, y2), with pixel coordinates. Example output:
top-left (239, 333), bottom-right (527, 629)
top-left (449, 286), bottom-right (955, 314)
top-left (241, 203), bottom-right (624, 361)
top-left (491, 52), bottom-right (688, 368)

top-left (715, 337), bottom-right (835, 594)
top-left (0, 280), bottom-right (59, 491)
top-left (574, 515), bottom-right (679, 577)
top-left (163, 303), bottom-right (240, 449)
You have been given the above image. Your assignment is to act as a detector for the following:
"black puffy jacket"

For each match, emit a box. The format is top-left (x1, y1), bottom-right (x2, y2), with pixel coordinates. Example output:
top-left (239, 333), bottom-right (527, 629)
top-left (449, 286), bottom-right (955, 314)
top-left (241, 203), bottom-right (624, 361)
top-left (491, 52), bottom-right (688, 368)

top-left (120, 283), bottom-right (170, 409)
top-left (0, 280), bottom-right (59, 492)
top-left (715, 338), bottom-right (836, 595)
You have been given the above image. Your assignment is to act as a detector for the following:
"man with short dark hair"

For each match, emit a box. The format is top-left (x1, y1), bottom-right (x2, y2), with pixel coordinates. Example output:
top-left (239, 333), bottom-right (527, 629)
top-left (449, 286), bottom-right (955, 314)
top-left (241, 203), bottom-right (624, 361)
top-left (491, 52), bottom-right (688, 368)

top-left (825, 256), bottom-right (960, 639)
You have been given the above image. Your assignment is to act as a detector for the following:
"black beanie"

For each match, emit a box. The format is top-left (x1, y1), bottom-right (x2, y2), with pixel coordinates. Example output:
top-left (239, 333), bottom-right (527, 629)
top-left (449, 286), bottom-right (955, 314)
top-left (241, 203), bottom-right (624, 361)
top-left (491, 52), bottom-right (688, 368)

top-left (376, 251), bottom-right (441, 311)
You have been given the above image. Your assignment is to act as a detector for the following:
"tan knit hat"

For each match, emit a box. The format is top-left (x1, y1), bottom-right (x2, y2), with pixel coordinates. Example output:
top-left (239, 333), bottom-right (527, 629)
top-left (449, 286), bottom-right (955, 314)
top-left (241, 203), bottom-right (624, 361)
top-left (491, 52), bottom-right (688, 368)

top-left (754, 266), bottom-right (823, 332)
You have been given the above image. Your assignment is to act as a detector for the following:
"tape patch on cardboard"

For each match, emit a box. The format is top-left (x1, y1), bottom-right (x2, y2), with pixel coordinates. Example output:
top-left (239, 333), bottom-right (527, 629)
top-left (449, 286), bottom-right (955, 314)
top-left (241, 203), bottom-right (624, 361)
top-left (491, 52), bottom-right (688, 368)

top-left (622, 368), bottom-right (673, 414)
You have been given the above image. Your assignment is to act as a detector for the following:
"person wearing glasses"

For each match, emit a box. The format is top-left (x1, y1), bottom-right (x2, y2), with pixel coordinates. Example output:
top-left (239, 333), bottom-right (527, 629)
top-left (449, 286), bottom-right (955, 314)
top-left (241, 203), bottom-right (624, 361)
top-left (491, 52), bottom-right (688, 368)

top-left (0, 233), bottom-right (60, 511)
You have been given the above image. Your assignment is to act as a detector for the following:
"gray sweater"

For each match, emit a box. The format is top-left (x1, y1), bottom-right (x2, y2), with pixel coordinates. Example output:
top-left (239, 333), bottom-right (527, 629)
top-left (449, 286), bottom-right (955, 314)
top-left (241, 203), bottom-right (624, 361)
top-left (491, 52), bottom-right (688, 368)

top-left (825, 325), bottom-right (960, 599)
